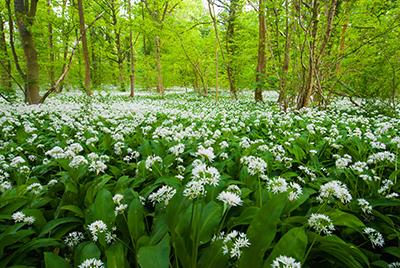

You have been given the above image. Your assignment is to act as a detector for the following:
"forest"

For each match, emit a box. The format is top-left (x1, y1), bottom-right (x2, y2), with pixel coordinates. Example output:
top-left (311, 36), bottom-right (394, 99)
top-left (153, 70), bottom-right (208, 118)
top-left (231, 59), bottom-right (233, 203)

top-left (0, 0), bottom-right (399, 268)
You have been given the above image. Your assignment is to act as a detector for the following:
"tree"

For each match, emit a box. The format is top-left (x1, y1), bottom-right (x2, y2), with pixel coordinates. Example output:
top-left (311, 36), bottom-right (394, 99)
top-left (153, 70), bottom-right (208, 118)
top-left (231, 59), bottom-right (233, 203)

top-left (0, 12), bottom-right (12, 94)
top-left (14, 0), bottom-right (41, 104)
top-left (255, 0), bottom-right (266, 102)
top-left (77, 0), bottom-right (92, 95)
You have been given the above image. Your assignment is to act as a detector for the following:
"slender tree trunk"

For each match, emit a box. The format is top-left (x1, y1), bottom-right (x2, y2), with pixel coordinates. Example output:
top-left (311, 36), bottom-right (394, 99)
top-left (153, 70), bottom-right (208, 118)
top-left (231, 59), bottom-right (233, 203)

top-left (0, 14), bottom-right (12, 92)
top-left (77, 0), bottom-right (92, 95)
top-left (15, 0), bottom-right (41, 104)
top-left (225, 0), bottom-right (239, 99)
top-left (296, 0), bottom-right (319, 109)
top-left (215, 47), bottom-right (218, 100)
top-left (155, 35), bottom-right (164, 95)
top-left (255, 0), bottom-right (266, 102)
top-left (278, 0), bottom-right (291, 109)
top-left (128, 0), bottom-right (135, 97)
top-left (47, 0), bottom-right (55, 86)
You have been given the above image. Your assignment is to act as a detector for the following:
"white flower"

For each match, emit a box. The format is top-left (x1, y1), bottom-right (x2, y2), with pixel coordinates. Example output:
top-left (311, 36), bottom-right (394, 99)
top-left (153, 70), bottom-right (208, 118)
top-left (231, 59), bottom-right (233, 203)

top-left (27, 183), bottom-right (43, 195)
top-left (308, 213), bottom-right (335, 235)
top-left (220, 141), bottom-right (229, 149)
top-left (148, 185), bottom-right (176, 206)
top-left (47, 179), bottom-right (58, 186)
top-left (357, 198), bottom-right (372, 214)
top-left (367, 151), bottom-right (396, 164)
top-left (88, 220), bottom-right (108, 242)
top-left (271, 255), bottom-right (301, 268)
top-left (196, 146), bottom-right (215, 162)
top-left (317, 180), bottom-right (352, 204)
top-left (12, 211), bottom-right (26, 223)
top-left (288, 182), bottom-right (303, 201)
top-left (45, 146), bottom-right (66, 159)
top-left (145, 155), bottom-right (162, 171)
top-left (183, 180), bottom-right (206, 199)
top-left (10, 156), bottom-right (26, 167)
top-left (78, 258), bottom-right (104, 268)
top-left (64, 231), bottom-right (85, 248)
top-left (241, 156), bottom-right (267, 176)
top-left (388, 262), bottom-right (400, 268)
top-left (215, 230), bottom-right (250, 259)
top-left (24, 216), bottom-right (36, 225)
top-left (363, 227), bottom-right (384, 248)
top-left (266, 177), bottom-right (288, 194)
top-left (69, 155), bottom-right (88, 168)
top-left (169, 143), bottom-right (185, 156)
top-left (191, 163), bottom-right (221, 186)
top-left (217, 191), bottom-right (243, 207)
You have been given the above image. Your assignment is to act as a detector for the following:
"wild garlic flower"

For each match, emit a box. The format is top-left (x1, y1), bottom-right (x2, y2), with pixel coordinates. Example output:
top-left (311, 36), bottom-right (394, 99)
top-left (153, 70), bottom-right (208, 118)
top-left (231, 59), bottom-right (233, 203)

top-left (271, 255), bottom-right (301, 268)
top-left (317, 180), bottom-right (352, 204)
top-left (11, 211), bottom-right (35, 225)
top-left (288, 182), bottom-right (303, 201)
top-left (191, 162), bottom-right (220, 186)
top-left (217, 191), bottom-right (243, 207)
top-left (357, 198), bottom-right (372, 214)
top-left (367, 151), bottom-right (396, 164)
top-left (87, 220), bottom-right (108, 242)
top-left (363, 227), bottom-right (384, 248)
top-left (183, 180), bottom-right (206, 199)
top-left (308, 213), bottom-right (335, 235)
top-left (265, 177), bottom-right (288, 194)
top-left (214, 230), bottom-right (250, 259)
top-left (388, 262), bottom-right (400, 268)
top-left (10, 156), bottom-right (26, 167)
top-left (241, 156), bottom-right (267, 176)
top-left (148, 185), bottom-right (176, 206)
top-left (64, 231), bottom-right (85, 248)
top-left (169, 143), bottom-right (185, 156)
top-left (27, 183), bottom-right (43, 195)
top-left (113, 194), bottom-right (128, 215)
top-left (69, 155), bottom-right (88, 169)
top-left (196, 146), bottom-right (215, 162)
top-left (78, 258), bottom-right (104, 268)
top-left (145, 155), bottom-right (162, 171)
top-left (45, 146), bottom-right (66, 159)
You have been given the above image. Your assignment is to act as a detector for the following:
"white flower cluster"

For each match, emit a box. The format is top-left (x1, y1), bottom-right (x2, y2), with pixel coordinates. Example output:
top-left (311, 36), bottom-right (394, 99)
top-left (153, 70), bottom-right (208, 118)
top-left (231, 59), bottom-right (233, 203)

top-left (69, 155), bottom-right (88, 169)
top-left (196, 146), bottom-right (215, 162)
top-left (88, 153), bottom-right (109, 174)
top-left (363, 227), bottom-right (384, 248)
top-left (217, 190), bottom-right (243, 207)
top-left (271, 255), bottom-right (301, 268)
top-left (169, 143), bottom-right (185, 156)
top-left (308, 213), bottom-right (335, 235)
top-left (87, 220), bottom-right (116, 244)
top-left (317, 180), bottom-right (352, 204)
top-left (78, 258), bottom-right (104, 268)
top-left (113, 194), bottom-right (128, 215)
top-left (357, 198), bottom-right (372, 214)
top-left (334, 154), bottom-right (352, 169)
top-left (27, 183), bottom-right (43, 195)
top-left (148, 185), bottom-right (177, 206)
top-left (367, 151), bottom-right (396, 164)
top-left (11, 211), bottom-right (35, 225)
top-left (145, 155), bottom-right (162, 171)
top-left (64, 231), bottom-right (85, 248)
top-left (241, 156), bottom-right (267, 176)
top-left (213, 230), bottom-right (251, 259)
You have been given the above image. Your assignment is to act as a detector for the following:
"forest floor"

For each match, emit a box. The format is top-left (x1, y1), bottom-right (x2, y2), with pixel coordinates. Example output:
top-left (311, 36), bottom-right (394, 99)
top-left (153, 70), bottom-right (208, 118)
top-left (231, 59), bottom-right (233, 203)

top-left (0, 91), bottom-right (399, 267)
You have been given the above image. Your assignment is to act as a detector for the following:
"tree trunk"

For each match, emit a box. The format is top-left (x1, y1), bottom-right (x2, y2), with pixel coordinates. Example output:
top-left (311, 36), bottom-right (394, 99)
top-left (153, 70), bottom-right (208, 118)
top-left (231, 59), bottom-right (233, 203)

top-left (296, 0), bottom-right (319, 109)
top-left (77, 0), bottom-right (92, 95)
top-left (225, 0), bottom-right (239, 99)
top-left (47, 0), bottom-right (55, 86)
top-left (0, 14), bottom-right (12, 92)
top-left (255, 0), bottom-right (266, 102)
top-left (278, 0), bottom-right (291, 109)
top-left (14, 0), bottom-right (41, 104)
top-left (155, 35), bottom-right (164, 95)
top-left (128, 0), bottom-right (135, 97)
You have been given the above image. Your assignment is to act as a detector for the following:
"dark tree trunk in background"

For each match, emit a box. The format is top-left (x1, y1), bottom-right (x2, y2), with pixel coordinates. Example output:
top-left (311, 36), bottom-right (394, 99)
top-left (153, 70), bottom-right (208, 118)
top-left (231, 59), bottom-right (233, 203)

top-left (278, 0), bottom-right (292, 109)
top-left (0, 14), bottom-right (12, 92)
top-left (77, 0), bottom-right (92, 95)
top-left (47, 0), bottom-right (55, 86)
top-left (255, 0), bottom-right (266, 102)
top-left (155, 36), bottom-right (164, 95)
top-left (128, 0), bottom-right (135, 97)
top-left (14, 0), bottom-right (41, 104)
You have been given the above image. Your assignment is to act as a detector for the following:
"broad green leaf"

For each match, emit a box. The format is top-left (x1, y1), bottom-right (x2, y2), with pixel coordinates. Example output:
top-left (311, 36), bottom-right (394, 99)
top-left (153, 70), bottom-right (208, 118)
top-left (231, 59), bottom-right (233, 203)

top-left (128, 192), bottom-right (145, 244)
top-left (106, 242), bottom-right (127, 268)
top-left (137, 234), bottom-right (170, 268)
top-left (44, 252), bottom-right (71, 268)
top-left (264, 227), bottom-right (308, 267)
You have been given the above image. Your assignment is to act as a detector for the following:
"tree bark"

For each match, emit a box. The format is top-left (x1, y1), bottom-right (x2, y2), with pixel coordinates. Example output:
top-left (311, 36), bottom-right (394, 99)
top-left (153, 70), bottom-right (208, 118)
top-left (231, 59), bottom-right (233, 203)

top-left (225, 0), bottom-right (239, 99)
top-left (128, 0), bottom-right (135, 97)
top-left (14, 0), bottom-right (41, 104)
top-left (278, 0), bottom-right (291, 110)
top-left (47, 0), bottom-right (55, 86)
top-left (0, 14), bottom-right (12, 92)
top-left (255, 0), bottom-right (266, 102)
top-left (155, 35), bottom-right (164, 95)
top-left (296, 0), bottom-right (319, 109)
top-left (77, 0), bottom-right (92, 95)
